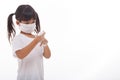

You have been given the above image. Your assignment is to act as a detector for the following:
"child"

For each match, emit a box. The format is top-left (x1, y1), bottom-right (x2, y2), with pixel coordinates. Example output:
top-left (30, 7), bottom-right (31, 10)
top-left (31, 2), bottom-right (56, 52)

top-left (7, 4), bottom-right (51, 80)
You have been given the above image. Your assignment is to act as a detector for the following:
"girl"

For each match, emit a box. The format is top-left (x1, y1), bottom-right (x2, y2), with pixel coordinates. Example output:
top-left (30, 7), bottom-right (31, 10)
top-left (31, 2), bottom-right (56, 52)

top-left (7, 4), bottom-right (51, 80)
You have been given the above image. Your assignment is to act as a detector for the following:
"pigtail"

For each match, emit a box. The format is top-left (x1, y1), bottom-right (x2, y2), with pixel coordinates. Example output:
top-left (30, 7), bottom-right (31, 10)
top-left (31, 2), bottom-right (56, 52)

top-left (35, 12), bottom-right (40, 33)
top-left (7, 13), bottom-right (16, 42)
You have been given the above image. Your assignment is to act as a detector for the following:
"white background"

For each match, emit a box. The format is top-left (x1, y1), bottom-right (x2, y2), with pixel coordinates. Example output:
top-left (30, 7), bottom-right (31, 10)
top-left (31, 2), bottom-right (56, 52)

top-left (0, 0), bottom-right (120, 80)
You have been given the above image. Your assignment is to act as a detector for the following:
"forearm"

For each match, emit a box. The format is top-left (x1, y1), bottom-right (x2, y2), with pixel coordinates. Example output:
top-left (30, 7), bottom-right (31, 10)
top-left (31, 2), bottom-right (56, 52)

top-left (43, 45), bottom-right (51, 58)
top-left (16, 38), bottom-right (39, 59)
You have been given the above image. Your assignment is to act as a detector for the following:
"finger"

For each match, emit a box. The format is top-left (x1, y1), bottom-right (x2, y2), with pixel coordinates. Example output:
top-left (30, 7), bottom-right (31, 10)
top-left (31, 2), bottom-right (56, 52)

top-left (43, 40), bottom-right (48, 44)
top-left (41, 32), bottom-right (45, 36)
top-left (40, 40), bottom-right (44, 46)
top-left (38, 31), bottom-right (44, 35)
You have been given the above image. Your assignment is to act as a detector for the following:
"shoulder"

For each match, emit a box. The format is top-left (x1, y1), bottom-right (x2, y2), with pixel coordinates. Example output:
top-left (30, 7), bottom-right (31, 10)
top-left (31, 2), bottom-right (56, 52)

top-left (12, 34), bottom-right (23, 42)
top-left (14, 34), bottom-right (22, 39)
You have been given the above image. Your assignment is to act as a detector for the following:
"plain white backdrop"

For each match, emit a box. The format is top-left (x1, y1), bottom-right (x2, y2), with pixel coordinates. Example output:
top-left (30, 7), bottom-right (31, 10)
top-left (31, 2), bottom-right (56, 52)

top-left (0, 0), bottom-right (120, 80)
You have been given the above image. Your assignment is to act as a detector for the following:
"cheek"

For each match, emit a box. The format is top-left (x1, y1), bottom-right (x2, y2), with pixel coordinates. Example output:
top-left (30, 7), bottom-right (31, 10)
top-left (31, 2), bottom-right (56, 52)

top-left (16, 21), bottom-right (20, 25)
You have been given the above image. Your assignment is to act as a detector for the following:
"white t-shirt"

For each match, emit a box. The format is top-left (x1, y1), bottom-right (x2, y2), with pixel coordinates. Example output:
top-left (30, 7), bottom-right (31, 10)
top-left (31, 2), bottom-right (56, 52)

top-left (12, 34), bottom-right (44, 80)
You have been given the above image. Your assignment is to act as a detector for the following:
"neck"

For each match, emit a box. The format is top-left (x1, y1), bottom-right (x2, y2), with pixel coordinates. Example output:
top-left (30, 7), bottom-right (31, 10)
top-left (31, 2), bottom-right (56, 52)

top-left (20, 31), bottom-right (32, 35)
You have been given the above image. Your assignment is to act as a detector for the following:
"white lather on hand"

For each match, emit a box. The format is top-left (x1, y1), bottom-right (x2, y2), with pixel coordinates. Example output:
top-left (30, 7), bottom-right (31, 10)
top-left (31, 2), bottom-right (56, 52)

top-left (38, 31), bottom-right (45, 36)
top-left (38, 31), bottom-right (47, 47)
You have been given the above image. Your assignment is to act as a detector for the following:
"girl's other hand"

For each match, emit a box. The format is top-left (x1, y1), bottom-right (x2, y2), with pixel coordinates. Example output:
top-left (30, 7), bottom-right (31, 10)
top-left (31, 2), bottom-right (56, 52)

top-left (35, 31), bottom-right (45, 43)
top-left (40, 38), bottom-right (48, 46)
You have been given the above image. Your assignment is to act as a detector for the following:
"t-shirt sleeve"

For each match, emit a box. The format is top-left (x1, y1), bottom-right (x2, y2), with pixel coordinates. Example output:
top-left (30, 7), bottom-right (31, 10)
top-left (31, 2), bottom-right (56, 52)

top-left (11, 36), bottom-right (24, 57)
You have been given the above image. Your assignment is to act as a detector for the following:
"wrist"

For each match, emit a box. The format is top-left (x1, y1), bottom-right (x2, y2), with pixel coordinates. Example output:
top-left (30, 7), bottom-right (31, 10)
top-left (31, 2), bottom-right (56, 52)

top-left (34, 37), bottom-right (40, 43)
top-left (42, 43), bottom-right (47, 47)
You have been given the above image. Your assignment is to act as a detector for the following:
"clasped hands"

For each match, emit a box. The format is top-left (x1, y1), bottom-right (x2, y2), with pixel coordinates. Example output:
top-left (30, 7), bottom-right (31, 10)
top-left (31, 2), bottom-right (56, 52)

top-left (35, 31), bottom-right (48, 46)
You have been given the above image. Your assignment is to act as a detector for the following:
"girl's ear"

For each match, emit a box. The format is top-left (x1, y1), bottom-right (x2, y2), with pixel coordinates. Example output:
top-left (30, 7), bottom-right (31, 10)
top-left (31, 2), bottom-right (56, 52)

top-left (16, 20), bottom-right (20, 25)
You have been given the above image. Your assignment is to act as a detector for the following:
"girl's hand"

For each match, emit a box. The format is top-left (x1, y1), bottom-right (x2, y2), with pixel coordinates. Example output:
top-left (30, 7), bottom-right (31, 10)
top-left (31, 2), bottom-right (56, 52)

top-left (35, 32), bottom-right (45, 43)
top-left (40, 38), bottom-right (48, 46)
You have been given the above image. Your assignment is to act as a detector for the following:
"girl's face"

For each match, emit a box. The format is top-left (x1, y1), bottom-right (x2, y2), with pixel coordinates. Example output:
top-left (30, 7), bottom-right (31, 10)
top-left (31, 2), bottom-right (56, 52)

top-left (17, 18), bottom-right (36, 33)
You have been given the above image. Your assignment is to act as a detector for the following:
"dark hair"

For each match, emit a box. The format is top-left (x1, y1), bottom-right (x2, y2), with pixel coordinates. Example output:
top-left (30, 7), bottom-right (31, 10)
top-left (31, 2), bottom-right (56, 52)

top-left (7, 4), bottom-right (40, 42)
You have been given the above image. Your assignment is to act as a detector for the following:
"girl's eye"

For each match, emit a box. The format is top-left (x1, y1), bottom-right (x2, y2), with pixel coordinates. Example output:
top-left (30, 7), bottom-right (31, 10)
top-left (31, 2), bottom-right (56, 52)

top-left (21, 19), bottom-right (36, 24)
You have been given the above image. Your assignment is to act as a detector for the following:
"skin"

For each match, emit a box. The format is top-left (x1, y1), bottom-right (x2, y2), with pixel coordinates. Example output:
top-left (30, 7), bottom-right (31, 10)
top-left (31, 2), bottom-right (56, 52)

top-left (15, 19), bottom-right (51, 59)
